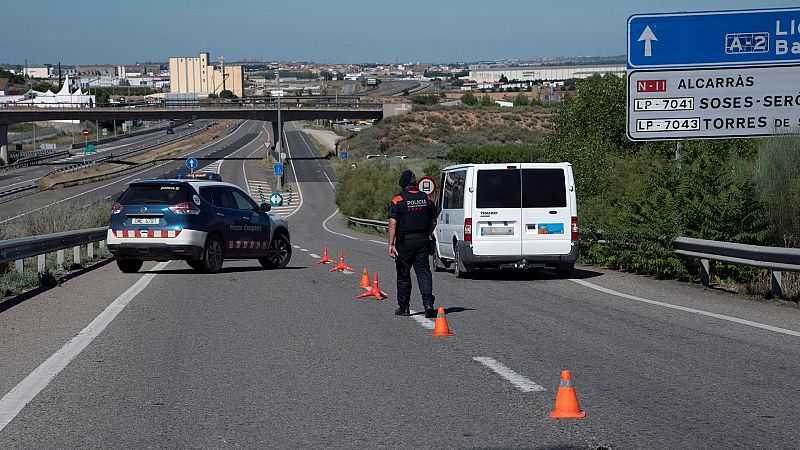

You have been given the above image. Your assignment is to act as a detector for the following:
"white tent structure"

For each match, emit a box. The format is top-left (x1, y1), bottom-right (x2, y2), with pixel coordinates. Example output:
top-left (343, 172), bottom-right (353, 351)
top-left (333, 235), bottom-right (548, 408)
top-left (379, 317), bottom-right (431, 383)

top-left (8, 75), bottom-right (95, 107)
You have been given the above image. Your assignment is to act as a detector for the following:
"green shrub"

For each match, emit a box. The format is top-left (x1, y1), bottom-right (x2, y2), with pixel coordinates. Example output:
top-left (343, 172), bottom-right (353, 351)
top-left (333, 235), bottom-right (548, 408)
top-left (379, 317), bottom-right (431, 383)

top-left (755, 134), bottom-right (800, 247)
top-left (335, 162), bottom-right (407, 220)
top-left (448, 145), bottom-right (539, 164)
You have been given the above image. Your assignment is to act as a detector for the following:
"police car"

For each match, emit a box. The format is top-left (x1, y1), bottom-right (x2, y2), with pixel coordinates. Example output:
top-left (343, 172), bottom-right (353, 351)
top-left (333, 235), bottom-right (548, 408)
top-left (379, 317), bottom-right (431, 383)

top-left (107, 172), bottom-right (291, 273)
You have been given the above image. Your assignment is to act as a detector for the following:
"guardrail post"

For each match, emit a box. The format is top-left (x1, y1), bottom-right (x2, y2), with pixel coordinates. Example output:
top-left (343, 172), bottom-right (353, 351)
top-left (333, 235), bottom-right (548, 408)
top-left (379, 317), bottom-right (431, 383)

top-left (57, 249), bottom-right (64, 268)
top-left (700, 258), bottom-right (710, 287)
top-left (37, 254), bottom-right (45, 273)
top-left (15, 259), bottom-right (23, 272)
top-left (771, 271), bottom-right (783, 299)
top-left (73, 246), bottom-right (81, 265)
top-left (87, 242), bottom-right (94, 259)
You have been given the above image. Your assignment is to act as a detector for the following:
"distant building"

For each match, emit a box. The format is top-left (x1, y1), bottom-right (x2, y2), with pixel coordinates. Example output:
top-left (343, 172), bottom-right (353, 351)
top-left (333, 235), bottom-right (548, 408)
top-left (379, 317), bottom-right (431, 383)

top-left (0, 78), bottom-right (8, 96)
top-left (468, 65), bottom-right (625, 83)
top-left (23, 67), bottom-right (51, 79)
top-left (169, 52), bottom-right (244, 97)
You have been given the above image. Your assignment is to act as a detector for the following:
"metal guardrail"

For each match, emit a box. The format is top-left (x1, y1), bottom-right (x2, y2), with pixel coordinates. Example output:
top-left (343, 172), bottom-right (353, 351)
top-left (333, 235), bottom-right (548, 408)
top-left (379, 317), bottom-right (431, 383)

top-left (347, 216), bottom-right (389, 230)
top-left (0, 184), bottom-right (38, 203)
top-left (0, 150), bottom-right (71, 172)
top-left (674, 237), bottom-right (800, 298)
top-left (0, 227), bottom-right (108, 273)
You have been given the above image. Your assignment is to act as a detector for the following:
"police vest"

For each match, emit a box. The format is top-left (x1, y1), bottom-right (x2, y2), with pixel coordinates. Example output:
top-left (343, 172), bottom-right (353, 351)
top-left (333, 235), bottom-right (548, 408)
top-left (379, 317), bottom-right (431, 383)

top-left (391, 189), bottom-right (433, 235)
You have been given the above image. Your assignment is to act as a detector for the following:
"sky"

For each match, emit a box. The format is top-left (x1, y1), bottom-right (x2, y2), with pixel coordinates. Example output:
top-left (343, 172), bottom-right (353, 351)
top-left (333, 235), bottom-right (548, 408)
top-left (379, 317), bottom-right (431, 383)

top-left (2, 0), bottom-right (796, 65)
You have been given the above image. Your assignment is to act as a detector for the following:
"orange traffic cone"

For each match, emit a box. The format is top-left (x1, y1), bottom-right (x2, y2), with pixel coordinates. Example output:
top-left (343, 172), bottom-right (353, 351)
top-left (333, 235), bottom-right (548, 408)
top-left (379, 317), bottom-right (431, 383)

top-left (358, 268), bottom-right (372, 289)
top-left (549, 370), bottom-right (586, 418)
top-left (329, 251), bottom-right (354, 273)
top-left (428, 307), bottom-right (455, 337)
top-left (316, 247), bottom-right (335, 264)
top-left (357, 272), bottom-right (388, 300)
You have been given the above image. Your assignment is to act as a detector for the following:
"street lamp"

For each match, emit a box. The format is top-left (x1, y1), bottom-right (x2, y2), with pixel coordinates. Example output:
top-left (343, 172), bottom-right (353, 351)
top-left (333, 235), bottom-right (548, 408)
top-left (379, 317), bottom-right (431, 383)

top-left (275, 67), bottom-right (281, 161)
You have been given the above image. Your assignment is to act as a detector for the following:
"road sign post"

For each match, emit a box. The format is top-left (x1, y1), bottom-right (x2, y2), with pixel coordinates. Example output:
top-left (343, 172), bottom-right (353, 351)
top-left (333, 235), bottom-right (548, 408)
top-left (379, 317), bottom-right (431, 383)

top-left (186, 157), bottom-right (198, 174)
top-left (627, 7), bottom-right (800, 141)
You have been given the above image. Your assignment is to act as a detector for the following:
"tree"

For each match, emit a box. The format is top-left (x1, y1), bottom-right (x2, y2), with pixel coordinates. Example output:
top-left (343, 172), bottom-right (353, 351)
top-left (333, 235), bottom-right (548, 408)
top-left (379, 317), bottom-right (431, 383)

top-left (480, 95), bottom-right (493, 107)
top-left (451, 79), bottom-right (464, 87)
top-left (219, 90), bottom-right (237, 99)
top-left (207, 93), bottom-right (219, 99)
top-left (513, 93), bottom-right (530, 107)
top-left (499, 73), bottom-right (508, 83)
top-left (460, 91), bottom-right (478, 106)
top-left (411, 94), bottom-right (439, 105)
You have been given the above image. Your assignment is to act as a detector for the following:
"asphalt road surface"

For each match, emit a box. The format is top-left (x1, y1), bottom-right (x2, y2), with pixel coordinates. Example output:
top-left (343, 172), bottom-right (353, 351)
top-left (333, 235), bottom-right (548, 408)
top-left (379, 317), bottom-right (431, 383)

top-left (0, 120), bottom-right (262, 224)
top-left (1, 125), bottom-right (799, 448)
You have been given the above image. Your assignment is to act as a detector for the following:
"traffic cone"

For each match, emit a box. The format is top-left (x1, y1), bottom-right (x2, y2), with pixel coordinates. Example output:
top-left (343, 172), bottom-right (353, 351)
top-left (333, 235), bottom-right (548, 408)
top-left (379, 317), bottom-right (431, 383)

top-left (428, 307), bottom-right (455, 337)
top-left (357, 272), bottom-right (388, 300)
top-left (358, 268), bottom-right (372, 289)
top-left (329, 251), bottom-right (354, 273)
top-left (316, 247), bottom-right (335, 264)
top-left (549, 370), bottom-right (586, 418)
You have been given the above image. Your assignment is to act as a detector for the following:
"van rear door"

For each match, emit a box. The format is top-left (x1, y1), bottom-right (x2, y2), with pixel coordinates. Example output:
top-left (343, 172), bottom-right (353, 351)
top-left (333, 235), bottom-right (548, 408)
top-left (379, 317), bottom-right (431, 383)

top-left (520, 165), bottom-right (572, 255)
top-left (471, 165), bottom-right (522, 256)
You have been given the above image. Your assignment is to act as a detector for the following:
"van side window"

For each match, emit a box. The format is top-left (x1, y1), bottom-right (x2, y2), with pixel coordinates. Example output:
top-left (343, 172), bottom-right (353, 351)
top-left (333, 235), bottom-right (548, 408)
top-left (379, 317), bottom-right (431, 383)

top-left (445, 170), bottom-right (466, 209)
top-left (522, 169), bottom-right (566, 208)
top-left (476, 169), bottom-right (520, 209)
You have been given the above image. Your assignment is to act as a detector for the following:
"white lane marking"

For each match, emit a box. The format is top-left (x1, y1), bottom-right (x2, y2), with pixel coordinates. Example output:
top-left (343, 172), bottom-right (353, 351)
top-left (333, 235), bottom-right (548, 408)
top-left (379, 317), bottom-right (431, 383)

top-left (472, 357), bottom-right (546, 393)
top-left (292, 245), bottom-right (300, 249)
top-left (310, 253), bottom-right (321, 259)
top-left (323, 171), bottom-right (336, 190)
top-left (279, 124), bottom-right (304, 219)
top-left (323, 209), bottom-right (360, 241)
top-left (295, 127), bottom-right (322, 167)
top-left (0, 123), bottom-right (252, 224)
top-left (240, 125), bottom-right (266, 196)
top-left (369, 239), bottom-right (385, 245)
top-left (299, 248), bottom-right (308, 252)
top-left (0, 261), bottom-right (170, 432)
top-left (571, 278), bottom-right (800, 338)
top-left (409, 309), bottom-right (435, 330)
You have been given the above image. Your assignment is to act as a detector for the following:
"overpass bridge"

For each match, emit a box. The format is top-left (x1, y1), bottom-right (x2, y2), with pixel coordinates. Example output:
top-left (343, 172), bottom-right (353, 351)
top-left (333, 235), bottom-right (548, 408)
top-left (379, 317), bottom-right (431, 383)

top-left (0, 101), bottom-right (389, 154)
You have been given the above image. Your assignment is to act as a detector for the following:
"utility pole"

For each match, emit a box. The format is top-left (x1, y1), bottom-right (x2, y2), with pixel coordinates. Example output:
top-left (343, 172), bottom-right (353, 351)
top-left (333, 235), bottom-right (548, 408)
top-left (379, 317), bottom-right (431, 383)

top-left (275, 67), bottom-right (281, 160)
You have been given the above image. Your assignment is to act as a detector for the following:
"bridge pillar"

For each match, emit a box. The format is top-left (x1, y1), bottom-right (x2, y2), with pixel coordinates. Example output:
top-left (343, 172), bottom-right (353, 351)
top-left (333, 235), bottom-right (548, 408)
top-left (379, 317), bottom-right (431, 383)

top-left (0, 123), bottom-right (7, 164)
top-left (271, 121), bottom-right (280, 151)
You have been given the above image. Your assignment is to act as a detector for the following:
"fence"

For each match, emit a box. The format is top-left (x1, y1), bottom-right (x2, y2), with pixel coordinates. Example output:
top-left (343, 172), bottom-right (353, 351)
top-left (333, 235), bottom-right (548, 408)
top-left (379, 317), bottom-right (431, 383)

top-left (674, 237), bottom-right (800, 298)
top-left (0, 227), bottom-right (109, 274)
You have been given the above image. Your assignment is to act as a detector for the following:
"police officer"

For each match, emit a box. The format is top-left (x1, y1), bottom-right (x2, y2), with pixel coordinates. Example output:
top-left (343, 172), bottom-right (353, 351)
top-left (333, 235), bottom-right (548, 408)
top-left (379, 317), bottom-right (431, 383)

top-left (388, 170), bottom-right (437, 318)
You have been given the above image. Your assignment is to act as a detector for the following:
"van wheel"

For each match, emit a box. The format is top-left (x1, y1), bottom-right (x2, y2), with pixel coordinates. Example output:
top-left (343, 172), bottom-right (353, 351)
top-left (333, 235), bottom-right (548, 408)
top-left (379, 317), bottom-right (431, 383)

top-left (116, 259), bottom-right (143, 273)
top-left (201, 235), bottom-right (224, 273)
top-left (556, 264), bottom-right (573, 278)
top-left (453, 245), bottom-right (470, 279)
top-left (259, 233), bottom-right (291, 269)
top-left (433, 246), bottom-right (447, 272)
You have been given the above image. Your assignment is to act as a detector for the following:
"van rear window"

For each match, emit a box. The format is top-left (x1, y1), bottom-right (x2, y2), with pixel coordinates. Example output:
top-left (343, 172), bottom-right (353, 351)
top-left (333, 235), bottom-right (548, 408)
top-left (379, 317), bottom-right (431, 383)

top-left (522, 169), bottom-right (566, 208)
top-left (117, 184), bottom-right (189, 205)
top-left (476, 170), bottom-right (521, 209)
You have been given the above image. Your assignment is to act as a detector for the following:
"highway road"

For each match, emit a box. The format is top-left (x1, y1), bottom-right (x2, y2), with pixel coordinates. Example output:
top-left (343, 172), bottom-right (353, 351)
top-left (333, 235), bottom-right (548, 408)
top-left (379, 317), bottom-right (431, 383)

top-left (0, 120), bottom-right (208, 193)
top-left (1, 125), bottom-right (799, 448)
top-left (0, 120), bottom-right (263, 224)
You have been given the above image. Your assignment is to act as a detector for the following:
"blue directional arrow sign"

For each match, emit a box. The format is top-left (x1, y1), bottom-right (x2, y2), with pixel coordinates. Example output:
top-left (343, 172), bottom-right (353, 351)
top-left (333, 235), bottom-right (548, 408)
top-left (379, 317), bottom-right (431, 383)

top-left (273, 162), bottom-right (283, 177)
top-left (628, 7), bottom-right (800, 69)
top-left (186, 157), bottom-right (198, 170)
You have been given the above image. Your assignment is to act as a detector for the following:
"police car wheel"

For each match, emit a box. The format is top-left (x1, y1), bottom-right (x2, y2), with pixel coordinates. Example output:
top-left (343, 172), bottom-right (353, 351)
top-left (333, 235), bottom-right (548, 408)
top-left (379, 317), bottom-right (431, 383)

top-left (202, 235), bottom-right (224, 273)
top-left (116, 259), bottom-right (143, 273)
top-left (259, 233), bottom-right (291, 269)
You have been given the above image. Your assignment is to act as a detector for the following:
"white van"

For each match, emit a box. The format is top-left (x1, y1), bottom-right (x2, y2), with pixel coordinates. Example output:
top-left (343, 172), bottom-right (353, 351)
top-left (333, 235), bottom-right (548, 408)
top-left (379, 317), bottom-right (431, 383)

top-left (433, 163), bottom-right (578, 278)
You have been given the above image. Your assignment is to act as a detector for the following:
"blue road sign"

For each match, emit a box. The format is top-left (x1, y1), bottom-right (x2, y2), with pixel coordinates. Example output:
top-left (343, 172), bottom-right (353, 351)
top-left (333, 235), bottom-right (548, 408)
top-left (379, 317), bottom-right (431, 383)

top-left (274, 162), bottom-right (284, 177)
top-left (186, 157), bottom-right (198, 170)
top-left (628, 7), bottom-right (800, 69)
top-left (341, 151), bottom-right (348, 159)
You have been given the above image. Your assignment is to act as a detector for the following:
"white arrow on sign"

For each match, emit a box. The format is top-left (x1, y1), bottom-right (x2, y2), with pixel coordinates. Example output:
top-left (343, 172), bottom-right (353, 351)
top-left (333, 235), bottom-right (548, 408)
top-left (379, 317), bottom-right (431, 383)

top-left (638, 25), bottom-right (657, 57)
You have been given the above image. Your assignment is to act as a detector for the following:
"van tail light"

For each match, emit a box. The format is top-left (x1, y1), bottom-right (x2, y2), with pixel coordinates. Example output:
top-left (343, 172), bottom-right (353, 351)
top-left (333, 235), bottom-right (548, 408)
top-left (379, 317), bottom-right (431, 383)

top-left (111, 202), bottom-right (123, 215)
top-left (169, 202), bottom-right (201, 215)
top-left (571, 216), bottom-right (579, 241)
top-left (464, 218), bottom-right (472, 242)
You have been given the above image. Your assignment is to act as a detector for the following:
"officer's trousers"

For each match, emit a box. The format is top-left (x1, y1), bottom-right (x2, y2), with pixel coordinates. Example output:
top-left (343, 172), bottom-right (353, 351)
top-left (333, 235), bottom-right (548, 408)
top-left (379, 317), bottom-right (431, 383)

top-left (395, 236), bottom-right (435, 308)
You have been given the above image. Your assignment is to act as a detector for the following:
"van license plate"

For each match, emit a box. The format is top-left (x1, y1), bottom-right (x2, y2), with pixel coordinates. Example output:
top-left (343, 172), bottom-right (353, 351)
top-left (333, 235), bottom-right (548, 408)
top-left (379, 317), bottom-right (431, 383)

top-left (481, 226), bottom-right (513, 236)
top-left (132, 218), bottom-right (159, 225)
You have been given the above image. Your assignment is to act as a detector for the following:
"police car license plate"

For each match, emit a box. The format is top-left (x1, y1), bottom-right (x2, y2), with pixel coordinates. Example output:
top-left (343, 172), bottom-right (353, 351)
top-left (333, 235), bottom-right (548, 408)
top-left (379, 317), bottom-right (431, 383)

top-left (132, 218), bottom-right (159, 225)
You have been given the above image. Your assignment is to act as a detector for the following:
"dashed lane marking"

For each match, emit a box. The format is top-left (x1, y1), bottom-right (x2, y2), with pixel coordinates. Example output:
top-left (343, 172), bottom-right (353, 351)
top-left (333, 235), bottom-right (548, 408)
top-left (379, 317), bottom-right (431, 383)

top-left (0, 261), bottom-right (170, 432)
top-left (300, 248), bottom-right (308, 252)
top-left (310, 254), bottom-right (321, 259)
top-left (409, 309), bottom-right (435, 330)
top-left (292, 245), bottom-right (300, 249)
top-left (472, 357), bottom-right (546, 393)
top-left (570, 278), bottom-right (800, 338)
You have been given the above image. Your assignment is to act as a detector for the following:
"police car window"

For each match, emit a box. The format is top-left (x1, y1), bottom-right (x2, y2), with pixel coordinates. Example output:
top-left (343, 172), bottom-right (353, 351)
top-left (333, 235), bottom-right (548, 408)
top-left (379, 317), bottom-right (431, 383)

top-left (118, 184), bottom-right (189, 205)
top-left (522, 169), bottom-right (566, 208)
top-left (230, 188), bottom-right (258, 211)
top-left (476, 169), bottom-right (520, 209)
top-left (203, 187), bottom-right (237, 209)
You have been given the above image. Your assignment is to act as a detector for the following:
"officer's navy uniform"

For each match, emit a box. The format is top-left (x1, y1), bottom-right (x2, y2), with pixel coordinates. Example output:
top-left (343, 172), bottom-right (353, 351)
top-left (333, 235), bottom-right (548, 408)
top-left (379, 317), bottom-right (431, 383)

top-left (388, 186), bottom-right (437, 310)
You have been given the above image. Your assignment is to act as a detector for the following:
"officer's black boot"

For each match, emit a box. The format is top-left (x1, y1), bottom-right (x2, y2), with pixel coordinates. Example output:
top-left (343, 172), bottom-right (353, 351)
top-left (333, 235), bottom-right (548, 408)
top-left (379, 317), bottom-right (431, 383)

top-left (395, 305), bottom-right (410, 316)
